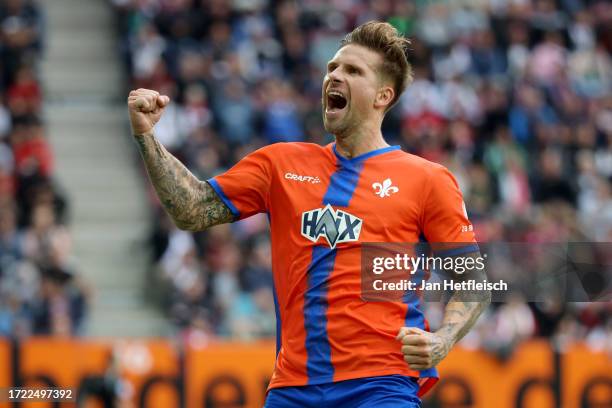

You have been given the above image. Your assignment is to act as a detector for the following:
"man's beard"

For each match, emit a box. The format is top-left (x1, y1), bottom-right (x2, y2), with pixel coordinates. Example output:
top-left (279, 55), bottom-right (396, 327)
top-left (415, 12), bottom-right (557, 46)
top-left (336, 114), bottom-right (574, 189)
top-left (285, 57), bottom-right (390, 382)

top-left (323, 107), bottom-right (353, 137)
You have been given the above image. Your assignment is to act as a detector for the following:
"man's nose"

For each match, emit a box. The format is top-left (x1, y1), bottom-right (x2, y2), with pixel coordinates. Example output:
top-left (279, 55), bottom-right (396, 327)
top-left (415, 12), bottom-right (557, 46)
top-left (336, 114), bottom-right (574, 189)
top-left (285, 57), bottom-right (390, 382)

top-left (327, 69), bottom-right (343, 84)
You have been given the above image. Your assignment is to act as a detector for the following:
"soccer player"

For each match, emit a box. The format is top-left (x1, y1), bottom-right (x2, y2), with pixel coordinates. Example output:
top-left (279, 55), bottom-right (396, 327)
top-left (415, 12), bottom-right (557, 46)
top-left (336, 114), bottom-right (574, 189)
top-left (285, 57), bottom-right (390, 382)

top-left (127, 21), bottom-right (490, 408)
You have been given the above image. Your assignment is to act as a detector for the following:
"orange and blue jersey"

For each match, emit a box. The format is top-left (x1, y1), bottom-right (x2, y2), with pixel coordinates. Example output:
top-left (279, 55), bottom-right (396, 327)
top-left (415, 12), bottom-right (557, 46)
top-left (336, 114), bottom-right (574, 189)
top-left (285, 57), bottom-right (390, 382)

top-left (208, 142), bottom-right (477, 397)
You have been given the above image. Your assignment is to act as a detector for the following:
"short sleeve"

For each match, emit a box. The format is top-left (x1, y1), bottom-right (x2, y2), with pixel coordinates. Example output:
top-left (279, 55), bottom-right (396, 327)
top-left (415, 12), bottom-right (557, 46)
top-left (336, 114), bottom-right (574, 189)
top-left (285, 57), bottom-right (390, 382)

top-left (207, 145), bottom-right (274, 220)
top-left (421, 165), bottom-right (478, 256)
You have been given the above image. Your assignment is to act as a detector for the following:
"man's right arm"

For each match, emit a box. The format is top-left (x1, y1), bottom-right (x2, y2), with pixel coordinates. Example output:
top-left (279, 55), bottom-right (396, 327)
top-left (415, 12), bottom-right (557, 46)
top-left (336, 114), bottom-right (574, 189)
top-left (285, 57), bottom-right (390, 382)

top-left (133, 131), bottom-right (234, 231)
top-left (128, 88), bottom-right (233, 231)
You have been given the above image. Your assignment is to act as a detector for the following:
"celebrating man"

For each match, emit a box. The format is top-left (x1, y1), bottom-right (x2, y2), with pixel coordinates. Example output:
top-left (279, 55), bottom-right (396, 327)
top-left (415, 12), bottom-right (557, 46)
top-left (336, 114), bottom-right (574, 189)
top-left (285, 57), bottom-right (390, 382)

top-left (128, 21), bottom-right (490, 408)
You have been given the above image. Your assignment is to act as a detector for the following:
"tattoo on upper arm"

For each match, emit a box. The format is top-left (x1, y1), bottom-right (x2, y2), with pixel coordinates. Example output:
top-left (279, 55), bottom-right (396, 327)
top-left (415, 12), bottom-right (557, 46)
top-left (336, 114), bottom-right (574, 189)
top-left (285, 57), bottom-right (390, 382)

top-left (200, 182), bottom-right (235, 228)
top-left (134, 134), bottom-right (234, 231)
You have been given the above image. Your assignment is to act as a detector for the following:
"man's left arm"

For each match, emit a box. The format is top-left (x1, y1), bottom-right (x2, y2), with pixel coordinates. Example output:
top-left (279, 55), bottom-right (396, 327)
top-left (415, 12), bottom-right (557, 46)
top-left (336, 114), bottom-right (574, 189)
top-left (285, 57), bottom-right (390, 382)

top-left (397, 252), bottom-right (491, 370)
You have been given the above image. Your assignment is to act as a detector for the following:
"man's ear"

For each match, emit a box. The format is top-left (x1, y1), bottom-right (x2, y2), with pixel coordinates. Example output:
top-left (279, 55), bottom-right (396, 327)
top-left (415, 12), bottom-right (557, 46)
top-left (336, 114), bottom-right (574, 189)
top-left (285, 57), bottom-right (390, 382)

top-left (374, 84), bottom-right (395, 110)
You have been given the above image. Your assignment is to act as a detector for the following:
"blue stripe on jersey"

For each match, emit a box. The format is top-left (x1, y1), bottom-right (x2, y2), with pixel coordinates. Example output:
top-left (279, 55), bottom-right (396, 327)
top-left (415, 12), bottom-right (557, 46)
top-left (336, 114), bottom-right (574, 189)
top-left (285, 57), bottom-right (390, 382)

top-left (433, 243), bottom-right (480, 258)
top-left (303, 150), bottom-right (365, 384)
top-left (304, 245), bottom-right (337, 382)
top-left (322, 161), bottom-right (364, 207)
top-left (404, 238), bottom-right (438, 380)
top-left (267, 211), bottom-right (282, 358)
top-left (272, 278), bottom-right (282, 358)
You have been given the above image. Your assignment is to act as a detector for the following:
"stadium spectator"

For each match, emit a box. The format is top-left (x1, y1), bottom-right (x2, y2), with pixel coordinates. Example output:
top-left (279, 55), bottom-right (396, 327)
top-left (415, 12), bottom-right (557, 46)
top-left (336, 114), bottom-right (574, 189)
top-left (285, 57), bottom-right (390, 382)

top-left (0, 0), bottom-right (87, 338)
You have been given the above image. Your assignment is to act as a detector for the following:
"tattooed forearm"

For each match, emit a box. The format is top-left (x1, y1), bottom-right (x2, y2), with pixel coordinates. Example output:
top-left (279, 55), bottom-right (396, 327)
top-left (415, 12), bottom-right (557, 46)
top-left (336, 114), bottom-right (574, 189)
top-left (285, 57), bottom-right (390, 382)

top-left (436, 296), bottom-right (488, 348)
top-left (436, 252), bottom-right (491, 348)
top-left (133, 132), bottom-right (234, 230)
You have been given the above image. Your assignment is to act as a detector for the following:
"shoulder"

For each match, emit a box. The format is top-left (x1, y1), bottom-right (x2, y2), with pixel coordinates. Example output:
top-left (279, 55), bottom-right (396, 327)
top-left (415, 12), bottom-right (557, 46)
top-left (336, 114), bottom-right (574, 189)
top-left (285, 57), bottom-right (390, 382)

top-left (384, 150), bottom-right (462, 195)
top-left (390, 150), bottom-right (451, 181)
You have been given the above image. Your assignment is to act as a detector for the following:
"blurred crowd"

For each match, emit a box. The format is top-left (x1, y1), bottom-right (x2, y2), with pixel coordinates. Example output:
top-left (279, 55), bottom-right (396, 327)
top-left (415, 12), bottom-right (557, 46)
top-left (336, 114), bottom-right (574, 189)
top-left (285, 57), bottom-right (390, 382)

top-left (112, 0), bottom-right (611, 352)
top-left (0, 0), bottom-right (88, 338)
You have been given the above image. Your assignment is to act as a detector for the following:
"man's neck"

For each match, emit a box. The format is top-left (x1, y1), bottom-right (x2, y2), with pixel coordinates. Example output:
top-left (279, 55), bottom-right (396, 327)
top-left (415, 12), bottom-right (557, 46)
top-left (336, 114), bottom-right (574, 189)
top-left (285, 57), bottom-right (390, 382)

top-left (334, 128), bottom-right (389, 159)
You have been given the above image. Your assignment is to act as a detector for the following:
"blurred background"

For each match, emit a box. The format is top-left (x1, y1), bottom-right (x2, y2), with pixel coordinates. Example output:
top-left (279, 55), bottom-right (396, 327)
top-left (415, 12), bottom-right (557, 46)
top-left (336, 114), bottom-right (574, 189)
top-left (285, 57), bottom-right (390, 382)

top-left (0, 0), bottom-right (610, 406)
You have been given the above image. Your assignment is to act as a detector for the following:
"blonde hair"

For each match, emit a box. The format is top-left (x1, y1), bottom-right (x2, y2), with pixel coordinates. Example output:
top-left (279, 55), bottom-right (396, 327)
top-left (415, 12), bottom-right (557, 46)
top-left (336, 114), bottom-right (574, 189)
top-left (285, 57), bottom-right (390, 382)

top-left (341, 21), bottom-right (413, 109)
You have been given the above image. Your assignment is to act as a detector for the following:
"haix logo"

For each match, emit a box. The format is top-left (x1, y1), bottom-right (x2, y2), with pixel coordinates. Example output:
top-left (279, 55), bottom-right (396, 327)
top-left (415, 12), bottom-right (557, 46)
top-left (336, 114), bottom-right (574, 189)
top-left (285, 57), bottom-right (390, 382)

top-left (301, 204), bottom-right (362, 249)
top-left (372, 178), bottom-right (399, 198)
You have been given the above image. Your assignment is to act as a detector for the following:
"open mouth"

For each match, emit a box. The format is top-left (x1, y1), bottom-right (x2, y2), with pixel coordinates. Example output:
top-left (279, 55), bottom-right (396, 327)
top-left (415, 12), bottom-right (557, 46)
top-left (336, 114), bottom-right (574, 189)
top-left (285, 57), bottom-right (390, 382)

top-left (326, 91), bottom-right (347, 112)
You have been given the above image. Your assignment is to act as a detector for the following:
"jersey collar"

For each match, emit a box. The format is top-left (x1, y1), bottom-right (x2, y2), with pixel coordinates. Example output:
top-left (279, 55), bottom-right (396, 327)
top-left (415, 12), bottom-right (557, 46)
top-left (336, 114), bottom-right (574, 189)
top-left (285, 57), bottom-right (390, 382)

top-left (331, 142), bottom-right (400, 165)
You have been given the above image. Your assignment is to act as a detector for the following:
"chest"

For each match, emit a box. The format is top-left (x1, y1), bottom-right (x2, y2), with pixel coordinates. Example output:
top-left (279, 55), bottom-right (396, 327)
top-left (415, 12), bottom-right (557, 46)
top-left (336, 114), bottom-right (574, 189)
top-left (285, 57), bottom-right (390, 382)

top-left (269, 161), bottom-right (425, 243)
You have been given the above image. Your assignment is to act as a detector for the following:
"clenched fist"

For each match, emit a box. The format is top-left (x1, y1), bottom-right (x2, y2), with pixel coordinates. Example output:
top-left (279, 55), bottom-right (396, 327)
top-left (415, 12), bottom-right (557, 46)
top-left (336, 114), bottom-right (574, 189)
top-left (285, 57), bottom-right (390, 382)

top-left (397, 327), bottom-right (452, 370)
top-left (127, 88), bottom-right (170, 135)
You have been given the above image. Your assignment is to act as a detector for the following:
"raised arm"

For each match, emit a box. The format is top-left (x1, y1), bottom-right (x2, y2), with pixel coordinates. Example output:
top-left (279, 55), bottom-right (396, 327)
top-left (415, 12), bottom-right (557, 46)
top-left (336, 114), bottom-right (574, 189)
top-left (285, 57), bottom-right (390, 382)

top-left (127, 88), bottom-right (234, 231)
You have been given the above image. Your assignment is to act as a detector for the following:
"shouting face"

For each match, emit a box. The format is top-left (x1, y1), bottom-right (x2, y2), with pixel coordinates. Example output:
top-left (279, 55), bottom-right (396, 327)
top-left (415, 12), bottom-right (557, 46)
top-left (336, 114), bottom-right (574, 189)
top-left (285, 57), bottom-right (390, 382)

top-left (322, 44), bottom-right (392, 137)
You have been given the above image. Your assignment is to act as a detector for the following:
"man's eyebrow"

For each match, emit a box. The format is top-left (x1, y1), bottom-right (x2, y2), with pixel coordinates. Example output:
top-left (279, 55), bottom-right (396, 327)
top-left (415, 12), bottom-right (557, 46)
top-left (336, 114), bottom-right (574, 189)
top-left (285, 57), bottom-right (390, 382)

top-left (362, 58), bottom-right (379, 74)
top-left (327, 59), bottom-right (368, 70)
